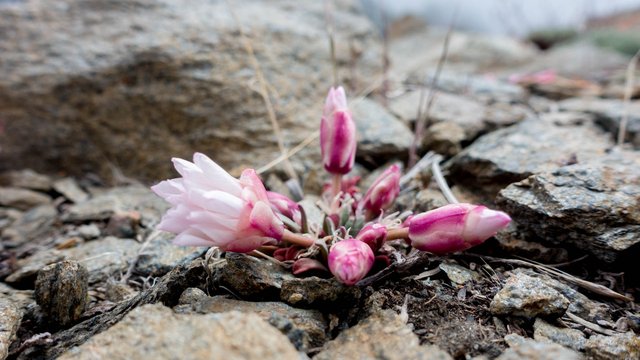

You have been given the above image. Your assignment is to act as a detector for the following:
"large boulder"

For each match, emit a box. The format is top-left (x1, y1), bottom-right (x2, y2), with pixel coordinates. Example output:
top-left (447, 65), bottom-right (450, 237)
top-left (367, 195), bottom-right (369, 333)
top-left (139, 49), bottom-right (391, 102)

top-left (0, 0), bottom-right (380, 182)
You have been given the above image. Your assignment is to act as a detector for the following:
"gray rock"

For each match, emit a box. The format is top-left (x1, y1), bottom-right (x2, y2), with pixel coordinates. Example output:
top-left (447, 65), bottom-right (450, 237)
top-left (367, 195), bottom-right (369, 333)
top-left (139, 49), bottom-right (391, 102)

top-left (0, 0), bottom-right (379, 183)
top-left (510, 269), bottom-right (610, 323)
top-left (52, 178), bottom-right (88, 203)
top-left (280, 276), bottom-right (361, 309)
top-left (424, 121), bottom-right (465, 156)
top-left (352, 98), bottom-right (413, 160)
top-left (498, 334), bottom-right (582, 360)
top-left (0, 187), bottom-right (50, 211)
top-left (5, 249), bottom-right (65, 285)
top-left (62, 186), bottom-right (168, 225)
top-left (0, 283), bottom-right (34, 311)
top-left (35, 260), bottom-right (88, 326)
top-left (389, 91), bottom-right (524, 142)
top-left (315, 309), bottom-right (452, 360)
top-left (490, 272), bottom-right (569, 318)
top-left (0, 298), bottom-right (22, 360)
top-left (559, 97), bottom-right (640, 148)
top-left (439, 262), bottom-right (480, 285)
top-left (1, 204), bottom-right (57, 247)
top-left (533, 318), bottom-right (586, 351)
top-left (500, 40), bottom-right (629, 82)
top-left (60, 237), bottom-right (141, 284)
top-left (447, 114), bottom-right (612, 196)
top-left (177, 294), bottom-right (327, 350)
top-left (58, 304), bottom-right (302, 360)
top-left (217, 253), bottom-right (293, 299)
top-left (497, 151), bottom-right (640, 262)
top-left (584, 332), bottom-right (640, 360)
top-left (0, 169), bottom-right (52, 191)
top-left (177, 287), bottom-right (208, 305)
top-left (0, 208), bottom-right (21, 232)
top-left (134, 231), bottom-right (205, 276)
top-left (74, 224), bottom-right (101, 240)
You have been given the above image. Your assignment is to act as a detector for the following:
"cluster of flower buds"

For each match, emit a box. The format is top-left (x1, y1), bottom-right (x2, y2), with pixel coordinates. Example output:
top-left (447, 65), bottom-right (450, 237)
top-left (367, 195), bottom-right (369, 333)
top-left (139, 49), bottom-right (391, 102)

top-left (152, 87), bottom-right (511, 286)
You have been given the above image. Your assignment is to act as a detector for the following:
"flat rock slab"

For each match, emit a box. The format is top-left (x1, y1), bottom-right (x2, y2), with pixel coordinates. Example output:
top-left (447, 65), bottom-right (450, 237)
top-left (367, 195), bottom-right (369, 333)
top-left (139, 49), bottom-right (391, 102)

top-left (497, 151), bottom-right (640, 262)
top-left (352, 98), bottom-right (413, 161)
top-left (59, 304), bottom-right (302, 360)
top-left (0, 187), bottom-right (51, 211)
top-left (584, 332), bottom-right (640, 360)
top-left (314, 309), bottom-right (452, 360)
top-left (0, 299), bottom-right (23, 360)
top-left (498, 334), bottom-right (582, 360)
top-left (62, 186), bottom-right (168, 225)
top-left (0, 0), bottom-right (379, 182)
top-left (559, 97), bottom-right (640, 148)
top-left (176, 294), bottom-right (327, 350)
top-left (533, 319), bottom-right (586, 352)
top-left (447, 114), bottom-right (613, 196)
top-left (388, 91), bottom-right (525, 140)
top-left (490, 272), bottom-right (569, 318)
top-left (60, 237), bottom-right (141, 284)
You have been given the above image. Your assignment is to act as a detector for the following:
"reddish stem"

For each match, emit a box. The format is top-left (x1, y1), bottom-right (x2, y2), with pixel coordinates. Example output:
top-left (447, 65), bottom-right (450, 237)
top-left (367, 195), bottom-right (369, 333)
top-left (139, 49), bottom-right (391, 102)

top-left (282, 230), bottom-right (315, 248)
top-left (386, 227), bottom-right (409, 241)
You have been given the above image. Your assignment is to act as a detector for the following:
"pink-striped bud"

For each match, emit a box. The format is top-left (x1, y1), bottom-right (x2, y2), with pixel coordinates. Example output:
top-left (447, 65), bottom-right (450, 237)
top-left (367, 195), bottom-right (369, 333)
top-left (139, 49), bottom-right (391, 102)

top-left (267, 191), bottom-right (302, 225)
top-left (361, 165), bottom-right (401, 219)
top-left (407, 204), bottom-right (511, 254)
top-left (355, 223), bottom-right (387, 252)
top-left (328, 238), bottom-right (374, 285)
top-left (320, 87), bottom-right (356, 175)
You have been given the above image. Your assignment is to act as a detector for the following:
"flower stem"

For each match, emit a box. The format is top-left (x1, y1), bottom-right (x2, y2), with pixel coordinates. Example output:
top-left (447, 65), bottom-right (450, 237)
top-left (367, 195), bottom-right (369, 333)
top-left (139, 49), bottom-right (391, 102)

top-left (331, 173), bottom-right (342, 199)
top-left (282, 230), bottom-right (315, 248)
top-left (386, 227), bottom-right (409, 241)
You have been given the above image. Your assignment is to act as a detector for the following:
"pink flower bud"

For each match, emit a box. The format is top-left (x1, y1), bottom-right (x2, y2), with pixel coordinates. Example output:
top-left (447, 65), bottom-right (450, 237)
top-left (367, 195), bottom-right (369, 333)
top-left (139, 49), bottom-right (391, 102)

top-left (407, 203), bottom-right (511, 254)
top-left (151, 153), bottom-right (284, 253)
top-left (267, 191), bottom-right (302, 225)
top-left (361, 165), bottom-right (401, 219)
top-left (355, 223), bottom-right (387, 252)
top-left (328, 238), bottom-right (375, 285)
top-left (320, 86), bottom-right (356, 175)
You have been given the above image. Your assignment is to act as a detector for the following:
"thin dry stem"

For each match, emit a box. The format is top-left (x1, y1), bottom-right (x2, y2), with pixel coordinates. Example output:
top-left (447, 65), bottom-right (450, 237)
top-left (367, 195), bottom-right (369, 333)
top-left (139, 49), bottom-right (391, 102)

top-left (431, 155), bottom-right (459, 204)
top-left (408, 18), bottom-right (455, 167)
top-left (324, 0), bottom-right (338, 86)
top-left (225, 0), bottom-right (298, 181)
top-left (386, 227), bottom-right (409, 241)
top-left (474, 254), bottom-right (633, 302)
top-left (618, 49), bottom-right (640, 145)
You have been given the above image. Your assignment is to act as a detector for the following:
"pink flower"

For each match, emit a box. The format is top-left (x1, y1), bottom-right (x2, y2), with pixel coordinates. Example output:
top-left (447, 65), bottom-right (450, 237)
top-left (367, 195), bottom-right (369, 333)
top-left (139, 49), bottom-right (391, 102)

top-left (267, 191), bottom-right (302, 225)
top-left (151, 153), bottom-right (284, 252)
top-left (407, 204), bottom-right (511, 254)
top-left (355, 223), bottom-right (387, 252)
top-left (320, 86), bottom-right (356, 174)
top-left (328, 238), bottom-right (374, 285)
top-left (361, 164), bottom-right (401, 219)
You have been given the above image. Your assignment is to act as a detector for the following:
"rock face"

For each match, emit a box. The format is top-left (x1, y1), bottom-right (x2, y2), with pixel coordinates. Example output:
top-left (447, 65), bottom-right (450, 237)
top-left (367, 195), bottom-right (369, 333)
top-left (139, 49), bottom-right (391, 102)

top-left (584, 332), bottom-right (640, 360)
top-left (497, 151), bottom-right (640, 262)
top-left (490, 272), bottom-right (569, 318)
top-left (176, 294), bottom-right (327, 350)
top-left (497, 334), bottom-right (582, 360)
top-left (559, 97), bottom-right (640, 148)
top-left (314, 309), bottom-right (452, 360)
top-left (447, 113), bottom-right (612, 196)
top-left (59, 304), bottom-right (302, 360)
top-left (0, 0), bottom-right (379, 182)
top-left (352, 98), bottom-right (413, 161)
top-left (0, 298), bottom-right (22, 360)
top-left (35, 260), bottom-right (89, 326)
